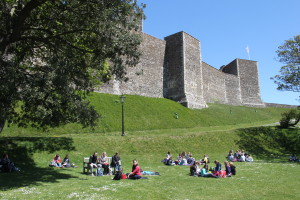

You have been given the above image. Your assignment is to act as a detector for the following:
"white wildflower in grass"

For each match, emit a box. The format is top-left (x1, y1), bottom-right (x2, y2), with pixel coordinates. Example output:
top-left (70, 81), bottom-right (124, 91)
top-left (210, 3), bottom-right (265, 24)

top-left (67, 192), bottom-right (80, 198)
top-left (15, 187), bottom-right (42, 195)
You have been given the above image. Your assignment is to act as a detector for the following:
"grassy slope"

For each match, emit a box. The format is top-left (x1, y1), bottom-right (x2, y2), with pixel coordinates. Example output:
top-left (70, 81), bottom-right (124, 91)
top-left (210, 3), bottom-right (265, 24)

top-left (1, 93), bottom-right (299, 199)
top-left (1, 92), bottom-right (289, 136)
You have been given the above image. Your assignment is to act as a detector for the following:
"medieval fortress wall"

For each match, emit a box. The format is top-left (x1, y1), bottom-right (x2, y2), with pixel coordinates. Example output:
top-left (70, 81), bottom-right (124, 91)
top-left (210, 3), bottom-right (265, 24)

top-left (100, 31), bottom-right (265, 109)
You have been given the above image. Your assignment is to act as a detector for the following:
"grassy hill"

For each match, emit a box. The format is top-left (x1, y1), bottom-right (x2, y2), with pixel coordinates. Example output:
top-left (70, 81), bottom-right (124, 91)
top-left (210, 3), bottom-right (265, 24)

top-left (1, 93), bottom-right (299, 199)
top-left (1, 92), bottom-right (289, 136)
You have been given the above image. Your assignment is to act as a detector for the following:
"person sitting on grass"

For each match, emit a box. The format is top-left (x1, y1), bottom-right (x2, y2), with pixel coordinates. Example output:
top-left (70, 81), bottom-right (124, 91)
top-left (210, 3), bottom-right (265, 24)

top-left (200, 164), bottom-right (218, 178)
top-left (200, 154), bottom-right (210, 165)
top-left (0, 153), bottom-right (20, 172)
top-left (224, 161), bottom-right (231, 177)
top-left (127, 159), bottom-right (142, 179)
top-left (229, 162), bottom-right (236, 175)
top-left (190, 161), bottom-right (197, 176)
top-left (162, 151), bottom-right (172, 164)
top-left (49, 154), bottom-right (62, 167)
top-left (187, 154), bottom-right (195, 165)
top-left (239, 153), bottom-right (246, 162)
top-left (234, 150), bottom-right (240, 161)
top-left (175, 153), bottom-right (182, 165)
top-left (245, 154), bottom-right (254, 162)
top-left (62, 154), bottom-right (77, 168)
top-left (289, 154), bottom-right (298, 162)
top-left (165, 156), bottom-right (175, 166)
top-left (214, 160), bottom-right (221, 171)
top-left (179, 152), bottom-right (187, 165)
top-left (190, 161), bottom-right (201, 176)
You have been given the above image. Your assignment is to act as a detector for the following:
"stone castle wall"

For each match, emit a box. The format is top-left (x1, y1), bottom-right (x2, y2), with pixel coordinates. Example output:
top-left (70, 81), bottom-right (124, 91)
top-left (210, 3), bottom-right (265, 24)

top-left (99, 31), bottom-right (265, 109)
top-left (100, 33), bottom-right (165, 98)
top-left (202, 62), bottom-right (227, 104)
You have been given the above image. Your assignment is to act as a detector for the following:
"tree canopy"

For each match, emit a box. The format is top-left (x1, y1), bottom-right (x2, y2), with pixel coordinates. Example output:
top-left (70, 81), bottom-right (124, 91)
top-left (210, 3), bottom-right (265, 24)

top-left (0, 0), bottom-right (145, 133)
top-left (272, 35), bottom-right (300, 99)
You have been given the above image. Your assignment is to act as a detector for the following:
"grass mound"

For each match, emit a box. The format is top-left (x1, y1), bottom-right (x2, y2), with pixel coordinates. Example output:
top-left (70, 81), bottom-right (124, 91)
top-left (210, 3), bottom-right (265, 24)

top-left (1, 92), bottom-right (289, 136)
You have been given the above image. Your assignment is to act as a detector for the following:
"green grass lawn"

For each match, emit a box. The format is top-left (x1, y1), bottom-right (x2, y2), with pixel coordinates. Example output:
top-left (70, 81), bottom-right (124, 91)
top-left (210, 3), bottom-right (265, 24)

top-left (1, 128), bottom-right (300, 200)
top-left (0, 93), bottom-right (299, 199)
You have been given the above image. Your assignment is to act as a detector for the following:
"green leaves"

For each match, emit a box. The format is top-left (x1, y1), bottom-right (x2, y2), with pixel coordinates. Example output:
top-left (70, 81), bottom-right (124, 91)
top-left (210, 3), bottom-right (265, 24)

top-left (0, 0), bottom-right (145, 132)
top-left (272, 35), bottom-right (300, 95)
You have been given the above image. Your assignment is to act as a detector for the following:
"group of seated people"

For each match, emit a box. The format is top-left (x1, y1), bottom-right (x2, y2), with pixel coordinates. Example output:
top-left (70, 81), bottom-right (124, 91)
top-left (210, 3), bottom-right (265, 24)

top-left (0, 153), bottom-right (20, 173)
top-left (88, 152), bottom-right (159, 179)
top-left (289, 154), bottom-right (299, 162)
top-left (89, 152), bottom-right (121, 176)
top-left (226, 150), bottom-right (253, 162)
top-left (162, 151), bottom-right (236, 178)
top-left (49, 154), bottom-right (77, 168)
top-left (190, 160), bottom-right (236, 178)
top-left (162, 151), bottom-right (210, 166)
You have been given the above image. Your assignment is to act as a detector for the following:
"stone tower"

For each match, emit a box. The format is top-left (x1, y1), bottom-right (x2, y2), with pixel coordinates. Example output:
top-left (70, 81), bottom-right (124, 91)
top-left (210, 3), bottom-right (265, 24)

top-left (164, 32), bottom-right (207, 108)
top-left (221, 59), bottom-right (265, 107)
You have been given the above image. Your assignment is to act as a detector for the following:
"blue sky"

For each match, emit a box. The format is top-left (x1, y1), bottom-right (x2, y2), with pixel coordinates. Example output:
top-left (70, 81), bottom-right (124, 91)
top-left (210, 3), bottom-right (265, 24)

top-left (140, 0), bottom-right (300, 105)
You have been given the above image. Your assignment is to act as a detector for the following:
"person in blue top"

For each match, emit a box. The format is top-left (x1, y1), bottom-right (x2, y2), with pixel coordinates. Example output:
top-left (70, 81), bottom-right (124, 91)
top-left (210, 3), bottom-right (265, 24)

top-left (200, 164), bottom-right (217, 178)
top-left (214, 160), bottom-right (222, 171)
top-left (224, 161), bottom-right (231, 177)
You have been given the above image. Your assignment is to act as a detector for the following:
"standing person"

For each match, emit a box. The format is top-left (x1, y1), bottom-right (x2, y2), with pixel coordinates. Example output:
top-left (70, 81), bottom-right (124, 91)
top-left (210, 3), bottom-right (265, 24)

top-left (111, 152), bottom-right (121, 174)
top-left (127, 159), bottom-right (142, 179)
top-left (99, 152), bottom-right (109, 175)
top-left (89, 152), bottom-right (102, 176)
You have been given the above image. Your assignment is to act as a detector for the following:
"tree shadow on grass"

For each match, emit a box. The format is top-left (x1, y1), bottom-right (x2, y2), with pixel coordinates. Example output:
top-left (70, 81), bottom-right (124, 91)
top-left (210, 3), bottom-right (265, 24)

top-left (0, 137), bottom-right (77, 190)
top-left (236, 126), bottom-right (300, 161)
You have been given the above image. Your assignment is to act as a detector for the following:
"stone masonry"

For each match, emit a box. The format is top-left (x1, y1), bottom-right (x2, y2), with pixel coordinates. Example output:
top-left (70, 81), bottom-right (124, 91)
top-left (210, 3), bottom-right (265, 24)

top-left (100, 30), bottom-right (265, 109)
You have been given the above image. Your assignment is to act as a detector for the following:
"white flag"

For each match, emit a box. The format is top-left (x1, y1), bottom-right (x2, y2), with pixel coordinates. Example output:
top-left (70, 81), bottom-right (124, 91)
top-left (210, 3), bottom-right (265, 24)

top-left (246, 45), bottom-right (250, 53)
top-left (246, 45), bottom-right (250, 60)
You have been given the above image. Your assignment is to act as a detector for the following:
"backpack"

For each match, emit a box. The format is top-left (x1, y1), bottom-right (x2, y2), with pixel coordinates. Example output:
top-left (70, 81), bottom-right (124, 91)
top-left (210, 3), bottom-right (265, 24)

top-left (113, 171), bottom-right (122, 180)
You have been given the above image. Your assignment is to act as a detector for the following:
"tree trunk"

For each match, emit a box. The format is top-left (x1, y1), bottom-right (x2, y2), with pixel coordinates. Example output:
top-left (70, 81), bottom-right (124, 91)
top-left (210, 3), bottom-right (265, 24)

top-left (0, 119), bottom-right (5, 134)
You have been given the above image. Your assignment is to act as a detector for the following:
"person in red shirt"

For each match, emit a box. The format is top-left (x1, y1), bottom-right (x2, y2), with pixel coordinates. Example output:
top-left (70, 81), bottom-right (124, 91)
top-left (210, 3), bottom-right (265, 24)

top-left (127, 160), bottom-right (142, 179)
top-left (51, 154), bottom-right (62, 167)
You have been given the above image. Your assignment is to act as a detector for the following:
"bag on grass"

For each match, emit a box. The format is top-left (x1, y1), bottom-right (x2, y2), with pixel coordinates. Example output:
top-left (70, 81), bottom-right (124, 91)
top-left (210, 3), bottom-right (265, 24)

top-left (113, 171), bottom-right (122, 180)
